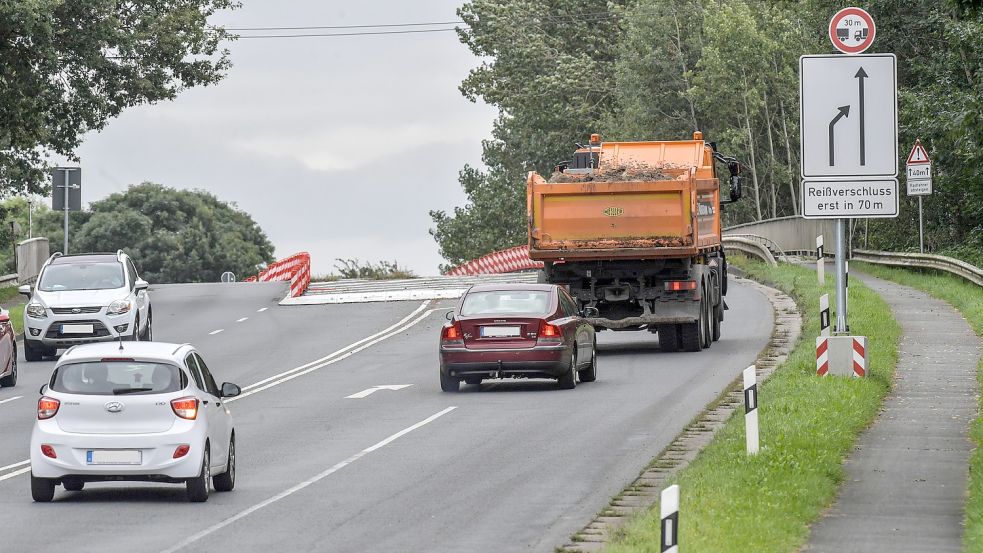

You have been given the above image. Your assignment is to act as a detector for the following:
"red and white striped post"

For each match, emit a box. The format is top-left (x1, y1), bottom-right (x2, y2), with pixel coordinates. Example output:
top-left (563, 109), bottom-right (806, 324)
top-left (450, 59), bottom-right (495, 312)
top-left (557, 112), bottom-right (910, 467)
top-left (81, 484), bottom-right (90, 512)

top-left (743, 366), bottom-right (759, 455)
top-left (661, 484), bottom-right (679, 553)
top-left (852, 336), bottom-right (867, 377)
top-left (817, 337), bottom-right (830, 376)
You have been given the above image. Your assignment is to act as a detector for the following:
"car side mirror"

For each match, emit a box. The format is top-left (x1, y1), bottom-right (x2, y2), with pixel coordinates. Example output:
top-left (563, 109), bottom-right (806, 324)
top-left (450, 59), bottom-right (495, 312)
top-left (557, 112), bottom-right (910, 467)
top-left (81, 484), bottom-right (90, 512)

top-left (220, 382), bottom-right (241, 398)
top-left (445, 311), bottom-right (454, 321)
top-left (18, 284), bottom-right (31, 298)
top-left (582, 307), bottom-right (600, 318)
top-left (134, 279), bottom-right (149, 291)
top-left (39, 384), bottom-right (47, 395)
top-left (727, 161), bottom-right (742, 202)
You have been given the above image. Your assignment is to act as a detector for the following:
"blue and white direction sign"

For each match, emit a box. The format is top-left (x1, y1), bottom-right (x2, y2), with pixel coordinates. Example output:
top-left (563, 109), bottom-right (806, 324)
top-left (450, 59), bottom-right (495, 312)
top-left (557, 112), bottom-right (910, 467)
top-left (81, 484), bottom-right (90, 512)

top-left (800, 54), bottom-right (898, 179)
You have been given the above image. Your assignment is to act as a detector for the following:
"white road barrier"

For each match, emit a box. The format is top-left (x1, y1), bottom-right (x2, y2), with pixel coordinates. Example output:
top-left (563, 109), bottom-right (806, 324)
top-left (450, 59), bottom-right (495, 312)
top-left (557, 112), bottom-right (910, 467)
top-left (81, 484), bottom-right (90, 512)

top-left (743, 366), bottom-right (759, 455)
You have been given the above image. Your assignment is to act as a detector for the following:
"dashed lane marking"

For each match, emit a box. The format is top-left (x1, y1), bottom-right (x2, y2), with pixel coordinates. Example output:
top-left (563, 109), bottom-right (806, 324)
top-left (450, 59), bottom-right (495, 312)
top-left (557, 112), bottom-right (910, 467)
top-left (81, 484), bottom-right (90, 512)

top-left (209, 329), bottom-right (224, 335)
top-left (236, 318), bottom-right (248, 323)
top-left (0, 396), bottom-right (22, 406)
top-left (257, 307), bottom-right (268, 313)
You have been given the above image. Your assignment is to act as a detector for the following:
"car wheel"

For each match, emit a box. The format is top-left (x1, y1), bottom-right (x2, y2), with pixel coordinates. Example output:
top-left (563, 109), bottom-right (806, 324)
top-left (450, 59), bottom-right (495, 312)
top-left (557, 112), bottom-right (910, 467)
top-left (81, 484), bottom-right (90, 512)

top-left (213, 435), bottom-right (236, 492)
top-left (0, 347), bottom-right (16, 387)
top-left (24, 339), bottom-right (43, 362)
top-left (578, 345), bottom-right (597, 383)
top-left (658, 324), bottom-right (680, 352)
top-left (31, 474), bottom-right (55, 502)
top-left (558, 349), bottom-right (577, 390)
top-left (439, 371), bottom-right (460, 393)
top-left (186, 446), bottom-right (210, 503)
top-left (62, 477), bottom-right (84, 492)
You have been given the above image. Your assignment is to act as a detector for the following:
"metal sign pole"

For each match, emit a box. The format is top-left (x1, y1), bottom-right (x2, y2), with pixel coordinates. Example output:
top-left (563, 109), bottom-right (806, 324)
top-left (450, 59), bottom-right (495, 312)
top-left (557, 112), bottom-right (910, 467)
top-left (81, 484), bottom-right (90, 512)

top-left (918, 196), bottom-right (924, 253)
top-left (835, 218), bottom-right (848, 333)
top-left (62, 167), bottom-right (70, 254)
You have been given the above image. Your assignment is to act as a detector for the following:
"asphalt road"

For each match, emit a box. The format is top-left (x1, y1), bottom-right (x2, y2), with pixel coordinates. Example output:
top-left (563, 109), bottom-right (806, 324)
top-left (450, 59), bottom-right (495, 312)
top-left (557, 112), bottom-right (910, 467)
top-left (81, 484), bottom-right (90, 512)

top-left (0, 279), bottom-right (773, 553)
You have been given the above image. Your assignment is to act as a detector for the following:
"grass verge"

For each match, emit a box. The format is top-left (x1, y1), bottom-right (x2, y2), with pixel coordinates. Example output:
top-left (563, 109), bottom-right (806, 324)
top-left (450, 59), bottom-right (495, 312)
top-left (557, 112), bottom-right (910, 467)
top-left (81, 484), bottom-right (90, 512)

top-left (0, 284), bottom-right (20, 304)
top-left (8, 304), bottom-right (23, 335)
top-left (603, 258), bottom-right (900, 553)
top-left (849, 262), bottom-right (983, 553)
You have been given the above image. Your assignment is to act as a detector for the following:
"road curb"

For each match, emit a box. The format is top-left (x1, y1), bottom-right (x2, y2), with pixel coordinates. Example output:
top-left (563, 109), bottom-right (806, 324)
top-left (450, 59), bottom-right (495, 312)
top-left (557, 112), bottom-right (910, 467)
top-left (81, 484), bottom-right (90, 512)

top-left (556, 277), bottom-right (802, 552)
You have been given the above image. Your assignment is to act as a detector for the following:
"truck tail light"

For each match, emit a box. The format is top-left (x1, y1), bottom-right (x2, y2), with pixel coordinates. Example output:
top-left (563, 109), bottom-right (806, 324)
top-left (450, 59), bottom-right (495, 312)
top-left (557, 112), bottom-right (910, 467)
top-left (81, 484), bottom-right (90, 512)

top-left (37, 397), bottom-right (60, 420)
top-left (170, 397), bottom-right (199, 420)
top-left (441, 321), bottom-right (465, 347)
top-left (664, 281), bottom-right (697, 292)
top-left (538, 321), bottom-right (563, 343)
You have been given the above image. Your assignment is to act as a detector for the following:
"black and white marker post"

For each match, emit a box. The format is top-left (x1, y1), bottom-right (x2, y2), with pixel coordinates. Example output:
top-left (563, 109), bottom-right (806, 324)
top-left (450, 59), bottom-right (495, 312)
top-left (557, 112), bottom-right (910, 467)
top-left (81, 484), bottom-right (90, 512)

top-left (820, 293), bottom-right (831, 336)
top-left (817, 234), bottom-right (825, 285)
top-left (845, 260), bottom-right (850, 312)
top-left (743, 365), bottom-right (759, 455)
top-left (661, 484), bottom-right (679, 553)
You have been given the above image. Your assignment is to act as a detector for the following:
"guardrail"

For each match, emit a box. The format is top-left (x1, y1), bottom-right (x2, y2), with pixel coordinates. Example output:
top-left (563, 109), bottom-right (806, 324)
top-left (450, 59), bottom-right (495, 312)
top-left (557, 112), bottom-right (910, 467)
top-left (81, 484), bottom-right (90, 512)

top-left (0, 273), bottom-right (17, 286)
top-left (722, 237), bottom-right (778, 267)
top-left (725, 233), bottom-right (789, 262)
top-left (852, 250), bottom-right (983, 287)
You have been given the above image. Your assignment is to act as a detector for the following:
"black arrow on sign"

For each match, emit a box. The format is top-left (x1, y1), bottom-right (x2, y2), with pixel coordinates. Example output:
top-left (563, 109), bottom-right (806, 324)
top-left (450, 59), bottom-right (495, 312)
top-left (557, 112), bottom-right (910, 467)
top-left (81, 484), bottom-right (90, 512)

top-left (828, 105), bottom-right (850, 166)
top-left (855, 67), bottom-right (868, 166)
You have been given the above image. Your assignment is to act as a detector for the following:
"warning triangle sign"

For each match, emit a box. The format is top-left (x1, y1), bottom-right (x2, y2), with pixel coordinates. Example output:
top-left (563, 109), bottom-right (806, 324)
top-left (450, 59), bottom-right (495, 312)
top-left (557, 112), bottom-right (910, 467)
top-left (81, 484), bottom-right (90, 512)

top-left (906, 140), bottom-right (930, 164)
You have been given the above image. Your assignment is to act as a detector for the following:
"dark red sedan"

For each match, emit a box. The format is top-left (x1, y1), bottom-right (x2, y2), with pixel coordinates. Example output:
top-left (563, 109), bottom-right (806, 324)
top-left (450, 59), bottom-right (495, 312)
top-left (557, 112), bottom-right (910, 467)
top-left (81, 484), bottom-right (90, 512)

top-left (439, 283), bottom-right (597, 392)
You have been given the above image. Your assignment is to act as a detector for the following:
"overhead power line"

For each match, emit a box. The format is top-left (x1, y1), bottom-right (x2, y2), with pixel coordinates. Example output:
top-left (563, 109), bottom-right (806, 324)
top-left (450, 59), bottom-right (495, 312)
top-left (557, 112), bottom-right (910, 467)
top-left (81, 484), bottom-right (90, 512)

top-left (233, 28), bottom-right (459, 39)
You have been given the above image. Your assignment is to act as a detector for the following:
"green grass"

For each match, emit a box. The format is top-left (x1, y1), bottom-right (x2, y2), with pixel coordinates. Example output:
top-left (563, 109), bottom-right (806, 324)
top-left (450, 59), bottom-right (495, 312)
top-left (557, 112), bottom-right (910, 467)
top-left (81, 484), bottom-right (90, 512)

top-left (849, 262), bottom-right (983, 553)
top-left (603, 258), bottom-right (901, 553)
top-left (8, 304), bottom-right (23, 335)
top-left (0, 285), bottom-right (21, 304)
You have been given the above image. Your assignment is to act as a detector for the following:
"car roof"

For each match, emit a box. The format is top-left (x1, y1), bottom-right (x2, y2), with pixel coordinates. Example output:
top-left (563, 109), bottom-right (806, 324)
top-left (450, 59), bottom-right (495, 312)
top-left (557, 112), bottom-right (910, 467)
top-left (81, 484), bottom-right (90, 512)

top-left (57, 342), bottom-right (193, 365)
top-left (50, 254), bottom-right (120, 265)
top-left (465, 283), bottom-right (558, 294)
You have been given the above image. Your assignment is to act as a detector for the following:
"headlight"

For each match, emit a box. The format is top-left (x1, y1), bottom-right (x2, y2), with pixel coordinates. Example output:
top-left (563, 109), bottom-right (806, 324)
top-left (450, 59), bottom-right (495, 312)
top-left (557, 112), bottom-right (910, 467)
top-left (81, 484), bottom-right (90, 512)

top-left (26, 303), bottom-right (47, 319)
top-left (107, 299), bottom-right (132, 316)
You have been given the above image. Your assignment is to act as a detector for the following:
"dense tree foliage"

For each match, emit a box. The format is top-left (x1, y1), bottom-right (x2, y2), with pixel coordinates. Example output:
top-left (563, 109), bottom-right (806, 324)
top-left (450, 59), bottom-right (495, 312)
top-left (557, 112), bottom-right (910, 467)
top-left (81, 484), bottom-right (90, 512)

top-left (1, 184), bottom-right (274, 283)
top-left (433, 0), bottom-right (983, 265)
top-left (0, 0), bottom-right (236, 195)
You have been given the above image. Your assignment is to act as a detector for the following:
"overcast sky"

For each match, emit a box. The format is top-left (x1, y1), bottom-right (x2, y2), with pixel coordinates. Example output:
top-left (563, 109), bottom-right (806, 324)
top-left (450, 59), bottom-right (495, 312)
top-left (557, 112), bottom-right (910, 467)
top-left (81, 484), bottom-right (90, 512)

top-left (69, 1), bottom-right (496, 277)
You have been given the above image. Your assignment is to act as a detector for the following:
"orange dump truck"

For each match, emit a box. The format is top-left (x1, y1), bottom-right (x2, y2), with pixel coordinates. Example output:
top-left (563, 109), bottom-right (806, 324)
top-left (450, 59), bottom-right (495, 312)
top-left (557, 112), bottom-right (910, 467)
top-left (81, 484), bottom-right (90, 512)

top-left (527, 132), bottom-right (742, 351)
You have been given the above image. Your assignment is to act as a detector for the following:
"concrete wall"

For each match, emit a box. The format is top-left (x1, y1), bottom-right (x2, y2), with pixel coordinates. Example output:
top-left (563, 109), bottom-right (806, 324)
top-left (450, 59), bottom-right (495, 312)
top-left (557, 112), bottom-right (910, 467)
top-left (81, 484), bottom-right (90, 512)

top-left (724, 216), bottom-right (839, 254)
top-left (17, 237), bottom-right (49, 284)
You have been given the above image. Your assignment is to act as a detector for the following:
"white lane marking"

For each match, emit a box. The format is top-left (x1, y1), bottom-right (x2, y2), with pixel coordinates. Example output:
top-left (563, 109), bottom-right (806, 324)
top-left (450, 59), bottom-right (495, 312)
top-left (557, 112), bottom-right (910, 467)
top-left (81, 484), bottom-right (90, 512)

top-left (0, 459), bottom-right (29, 472)
top-left (236, 318), bottom-right (248, 323)
top-left (0, 467), bottom-right (31, 482)
top-left (231, 301), bottom-right (432, 400)
top-left (209, 329), bottom-right (224, 335)
top-left (257, 307), bottom-right (268, 313)
top-left (345, 384), bottom-right (412, 399)
top-left (159, 406), bottom-right (457, 553)
top-left (0, 395), bottom-right (22, 406)
top-left (2, 301), bottom-right (444, 481)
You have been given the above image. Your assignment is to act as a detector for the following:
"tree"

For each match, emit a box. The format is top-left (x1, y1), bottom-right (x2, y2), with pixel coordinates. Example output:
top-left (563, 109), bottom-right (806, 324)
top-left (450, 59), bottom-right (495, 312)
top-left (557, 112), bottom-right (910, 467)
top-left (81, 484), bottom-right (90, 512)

top-left (0, 0), bottom-right (237, 195)
top-left (66, 183), bottom-right (273, 283)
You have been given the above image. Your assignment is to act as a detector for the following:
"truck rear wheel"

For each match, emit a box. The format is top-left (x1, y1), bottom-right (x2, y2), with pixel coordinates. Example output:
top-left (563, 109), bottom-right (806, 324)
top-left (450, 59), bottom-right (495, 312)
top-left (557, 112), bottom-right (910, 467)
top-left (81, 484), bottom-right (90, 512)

top-left (701, 291), bottom-right (713, 349)
top-left (658, 324), bottom-right (680, 352)
top-left (711, 301), bottom-right (723, 342)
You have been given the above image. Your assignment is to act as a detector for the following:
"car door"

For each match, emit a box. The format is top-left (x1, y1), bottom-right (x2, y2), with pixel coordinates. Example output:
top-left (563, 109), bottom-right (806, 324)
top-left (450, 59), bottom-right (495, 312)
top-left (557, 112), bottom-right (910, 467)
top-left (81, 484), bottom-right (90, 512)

top-left (127, 259), bottom-right (148, 332)
top-left (185, 353), bottom-right (228, 468)
top-left (193, 352), bottom-right (231, 467)
top-left (0, 309), bottom-right (11, 374)
top-left (557, 290), bottom-right (590, 367)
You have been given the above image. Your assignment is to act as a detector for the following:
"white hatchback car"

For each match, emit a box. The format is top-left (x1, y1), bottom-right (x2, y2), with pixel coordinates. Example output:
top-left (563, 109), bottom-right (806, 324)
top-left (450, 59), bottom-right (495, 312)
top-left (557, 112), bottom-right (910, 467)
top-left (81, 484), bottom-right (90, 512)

top-left (19, 251), bottom-right (152, 361)
top-left (30, 342), bottom-right (240, 502)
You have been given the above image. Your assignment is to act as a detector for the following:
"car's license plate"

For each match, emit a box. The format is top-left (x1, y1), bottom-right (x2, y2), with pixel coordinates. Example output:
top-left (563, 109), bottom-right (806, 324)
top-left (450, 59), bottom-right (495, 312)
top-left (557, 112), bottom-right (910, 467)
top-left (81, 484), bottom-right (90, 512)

top-left (481, 326), bottom-right (521, 337)
top-left (87, 450), bottom-right (142, 465)
top-left (61, 324), bottom-right (94, 334)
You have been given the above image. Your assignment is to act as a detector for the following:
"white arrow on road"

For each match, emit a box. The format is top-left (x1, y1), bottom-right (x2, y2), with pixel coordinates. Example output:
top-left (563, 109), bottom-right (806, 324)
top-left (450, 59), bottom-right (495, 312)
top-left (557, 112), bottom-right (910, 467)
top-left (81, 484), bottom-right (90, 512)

top-left (345, 385), bottom-right (413, 399)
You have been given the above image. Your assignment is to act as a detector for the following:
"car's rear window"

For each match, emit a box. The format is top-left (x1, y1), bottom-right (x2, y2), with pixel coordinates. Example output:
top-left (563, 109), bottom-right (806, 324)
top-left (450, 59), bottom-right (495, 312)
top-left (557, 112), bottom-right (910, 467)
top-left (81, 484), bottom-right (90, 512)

top-left (50, 362), bottom-right (187, 395)
top-left (39, 262), bottom-right (125, 292)
top-left (460, 290), bottom-right (552, 316)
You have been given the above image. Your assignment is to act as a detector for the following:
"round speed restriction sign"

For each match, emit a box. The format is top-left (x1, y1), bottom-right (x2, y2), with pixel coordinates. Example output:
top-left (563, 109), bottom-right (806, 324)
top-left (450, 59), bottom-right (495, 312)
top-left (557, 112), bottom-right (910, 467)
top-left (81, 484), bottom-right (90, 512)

top-left (829, 7), bottom-right (876, 54)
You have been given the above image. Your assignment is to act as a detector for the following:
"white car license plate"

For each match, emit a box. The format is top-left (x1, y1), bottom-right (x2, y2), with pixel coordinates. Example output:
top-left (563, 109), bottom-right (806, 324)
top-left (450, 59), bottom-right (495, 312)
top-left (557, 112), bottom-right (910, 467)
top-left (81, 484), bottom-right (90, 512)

top-left (86, 450), bottom-right (142, 465)
top-left (61, 324), bottom-right (94, 334)
top-left (481, 326), bottom-right (521, 337)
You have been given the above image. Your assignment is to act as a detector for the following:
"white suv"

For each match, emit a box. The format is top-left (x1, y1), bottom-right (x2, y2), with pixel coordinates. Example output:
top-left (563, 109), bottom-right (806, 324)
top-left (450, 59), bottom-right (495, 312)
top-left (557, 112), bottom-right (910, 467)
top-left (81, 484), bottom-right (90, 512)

top-left (19, 251), bottom-right (152, 361)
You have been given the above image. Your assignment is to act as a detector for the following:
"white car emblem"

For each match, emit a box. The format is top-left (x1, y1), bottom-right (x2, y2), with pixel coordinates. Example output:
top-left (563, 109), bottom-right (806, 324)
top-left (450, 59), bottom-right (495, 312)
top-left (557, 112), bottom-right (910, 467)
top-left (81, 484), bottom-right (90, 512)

top-left (72, 308), bottom-right (82, 314)
top-left (104, 401), bottom-right (125, 413)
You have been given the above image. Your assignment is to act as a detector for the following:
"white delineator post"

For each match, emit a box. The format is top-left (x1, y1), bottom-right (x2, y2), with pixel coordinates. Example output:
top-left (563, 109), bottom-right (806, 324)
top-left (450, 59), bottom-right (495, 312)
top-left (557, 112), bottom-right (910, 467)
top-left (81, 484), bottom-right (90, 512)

top-left (816, 234), bottom-right (825, 285)
top-left (820, 294), bottom-right (831, 337)
top-left (661, 485), bottom-right (679, 553)
top-left (743, 366), bottom-right (759, 455)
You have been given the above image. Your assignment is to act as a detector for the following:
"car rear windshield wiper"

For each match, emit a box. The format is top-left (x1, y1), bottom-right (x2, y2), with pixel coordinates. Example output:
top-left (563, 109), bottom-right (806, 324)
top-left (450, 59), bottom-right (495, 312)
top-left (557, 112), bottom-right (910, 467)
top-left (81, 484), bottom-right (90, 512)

top-left (113, 387), bottom-right (155, 395)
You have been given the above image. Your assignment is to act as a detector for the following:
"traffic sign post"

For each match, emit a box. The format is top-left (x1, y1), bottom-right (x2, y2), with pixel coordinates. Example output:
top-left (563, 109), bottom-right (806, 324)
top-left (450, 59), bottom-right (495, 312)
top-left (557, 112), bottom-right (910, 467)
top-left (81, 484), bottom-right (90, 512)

top-left (51, 167), bottom-right (81, 255)
top-left (828, 7), bottom-right (877, 54)
top-left (905, 140), bottom-right (932, 252)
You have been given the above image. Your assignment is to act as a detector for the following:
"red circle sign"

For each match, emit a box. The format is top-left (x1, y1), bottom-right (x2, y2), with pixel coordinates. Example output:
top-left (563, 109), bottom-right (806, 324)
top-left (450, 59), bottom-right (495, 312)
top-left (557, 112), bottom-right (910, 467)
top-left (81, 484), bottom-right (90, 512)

top-left (828, 7), bottom-right (876, 54)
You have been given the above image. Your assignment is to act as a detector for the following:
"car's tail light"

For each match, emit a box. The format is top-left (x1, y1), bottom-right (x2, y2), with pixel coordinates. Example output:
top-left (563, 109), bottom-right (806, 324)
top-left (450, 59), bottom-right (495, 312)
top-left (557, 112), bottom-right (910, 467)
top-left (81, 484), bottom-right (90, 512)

top-left (40, 444), bottom-right (57, 459)
top-left (441, 321), bottom-right (465, 347)
top-left (170, 397), bottom-right (199, 420)
top-left (173, 444), bottom-right (191, 459)
top-left (538, 320), bottom-right (563, 343)
top-left (664, 281), bottom-right (697, 291)
top-left (37, 397), bottom-right (60, 420)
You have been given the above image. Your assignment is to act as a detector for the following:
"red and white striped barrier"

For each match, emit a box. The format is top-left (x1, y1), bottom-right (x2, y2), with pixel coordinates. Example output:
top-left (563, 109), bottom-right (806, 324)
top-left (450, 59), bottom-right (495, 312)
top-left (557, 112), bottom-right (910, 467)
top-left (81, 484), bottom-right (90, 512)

top-left (445, 245), bottom-right (543, 276)
top-left (245, 252), bottom-right (311, 298)
top-left (817, 337), bottom-right (830, 376)
top-left (817, 335), bottom-right (867, 377)
top-left (852, 336), bottom-right (867, 377)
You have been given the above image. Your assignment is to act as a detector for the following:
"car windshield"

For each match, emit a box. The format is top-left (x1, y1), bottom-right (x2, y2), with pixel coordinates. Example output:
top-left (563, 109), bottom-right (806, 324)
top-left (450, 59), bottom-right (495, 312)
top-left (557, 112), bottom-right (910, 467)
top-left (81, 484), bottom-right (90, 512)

top-left (460, 290), bottom-right (551, 316)
top-left (50, 362), bottom-right (187, 395)
top-left (38, 262), bottom-right (125, 291)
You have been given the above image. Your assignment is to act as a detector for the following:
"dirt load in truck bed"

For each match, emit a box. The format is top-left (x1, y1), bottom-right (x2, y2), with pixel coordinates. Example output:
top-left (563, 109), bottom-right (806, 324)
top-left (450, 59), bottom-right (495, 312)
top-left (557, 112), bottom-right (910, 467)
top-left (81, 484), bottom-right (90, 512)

top-left (548, 163), bottom-right (677, 183)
